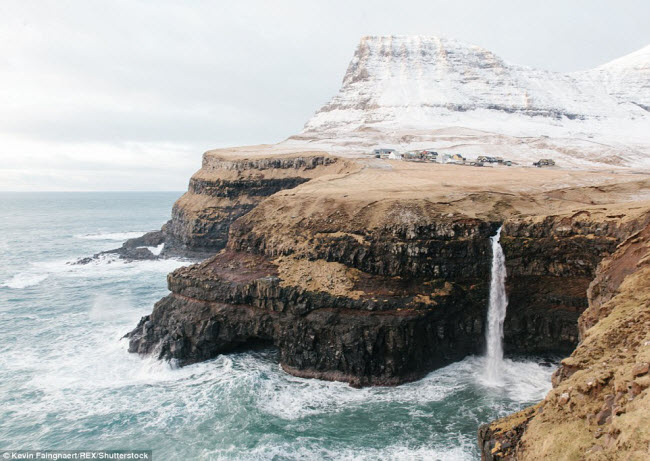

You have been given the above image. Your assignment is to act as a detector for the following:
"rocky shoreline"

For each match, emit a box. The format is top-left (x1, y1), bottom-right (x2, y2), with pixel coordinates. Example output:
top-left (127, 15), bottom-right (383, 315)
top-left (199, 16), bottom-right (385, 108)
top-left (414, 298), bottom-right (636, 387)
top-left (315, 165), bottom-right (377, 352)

top-left (119, 147), bottom-right (649, 456)
top-left (78, 150), bottom-right (352, 263)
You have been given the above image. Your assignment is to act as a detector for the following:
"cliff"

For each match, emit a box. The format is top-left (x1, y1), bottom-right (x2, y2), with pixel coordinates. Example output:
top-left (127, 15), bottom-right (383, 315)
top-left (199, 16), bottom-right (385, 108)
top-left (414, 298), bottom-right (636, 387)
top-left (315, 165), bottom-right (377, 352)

top-left (159, 148), bottom-right (352, 256)
top-left (478, 223), bottom-right (650, 460)
top-left (126, 150), bottom-right (650, 392)
top-left (104, 146), bottom-right (356, 260)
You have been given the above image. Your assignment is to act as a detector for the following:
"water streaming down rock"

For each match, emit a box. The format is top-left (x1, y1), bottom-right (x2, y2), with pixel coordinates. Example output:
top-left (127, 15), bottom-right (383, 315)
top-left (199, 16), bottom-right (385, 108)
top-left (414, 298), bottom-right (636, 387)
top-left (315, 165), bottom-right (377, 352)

top-left (485, 226), bottom-right (508, 383)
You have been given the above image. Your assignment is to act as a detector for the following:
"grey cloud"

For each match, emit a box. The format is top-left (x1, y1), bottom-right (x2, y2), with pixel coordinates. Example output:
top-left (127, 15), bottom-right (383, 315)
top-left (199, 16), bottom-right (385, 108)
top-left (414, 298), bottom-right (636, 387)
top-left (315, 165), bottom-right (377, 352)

top-left (1, 0), bottom-right (648, 190)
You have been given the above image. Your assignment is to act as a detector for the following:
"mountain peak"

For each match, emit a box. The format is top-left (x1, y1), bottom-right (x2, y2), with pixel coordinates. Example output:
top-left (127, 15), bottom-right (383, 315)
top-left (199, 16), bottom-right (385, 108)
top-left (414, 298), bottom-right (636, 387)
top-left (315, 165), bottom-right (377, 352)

top-left (342, 34), bottom-right (504, 87)
top-left (289, 35), bottom-right (650, 170)
top-left (598, 43), bottom-right (650, 70)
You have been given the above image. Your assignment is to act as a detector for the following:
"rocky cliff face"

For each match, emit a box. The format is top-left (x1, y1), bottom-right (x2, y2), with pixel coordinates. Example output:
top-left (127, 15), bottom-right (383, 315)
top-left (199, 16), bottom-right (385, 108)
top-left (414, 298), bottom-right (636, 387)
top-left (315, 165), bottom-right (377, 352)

top-left (501, 213), bottom-right (632, 354)
top-left (126, 249), bottom-right (489, 386)
top-left (102, 149), bottom-right (353, 261)
top-left (126, 157), bottom-right (650, 388)
top-left (478, 219), bottom-right (650, 460)
top-left (159, 152), bottom-right (345, 256)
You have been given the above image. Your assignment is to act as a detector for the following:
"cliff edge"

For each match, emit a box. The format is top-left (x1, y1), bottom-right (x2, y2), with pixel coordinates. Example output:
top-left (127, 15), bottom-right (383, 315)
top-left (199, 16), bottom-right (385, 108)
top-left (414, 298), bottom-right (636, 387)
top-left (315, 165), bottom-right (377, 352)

top-left (125, 149), bottom-right (650, 393)
top-left (479, 223), bottom-right (650, 460)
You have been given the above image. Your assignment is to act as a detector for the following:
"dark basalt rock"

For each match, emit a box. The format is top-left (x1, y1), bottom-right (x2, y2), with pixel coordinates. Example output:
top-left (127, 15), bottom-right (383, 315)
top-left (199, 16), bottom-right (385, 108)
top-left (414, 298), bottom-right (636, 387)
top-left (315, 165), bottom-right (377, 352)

top-left (229, 216), bottom-right (501, 278)
top-left (125, 210), bottom-right (632, 386)
top-left (79, 155), bottom-right (339, 263)
top-left (73, 230), bottom-right (165, 264)
top-left (158, 155), bottom-right (338, 255)
top-left (126, 251), bottom-right (488, 386)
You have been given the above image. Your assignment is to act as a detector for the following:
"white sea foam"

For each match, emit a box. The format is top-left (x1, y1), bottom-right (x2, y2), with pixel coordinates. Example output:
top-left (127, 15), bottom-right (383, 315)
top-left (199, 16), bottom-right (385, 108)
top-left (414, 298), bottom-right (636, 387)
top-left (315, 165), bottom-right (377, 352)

top-left (247, 353), bottom-right (551, 421)
top-left (473, 356), bottom-right (554, 401)
top-left (0, 272), bottom-right (48, 289)
top-left (201, 442), bottom-right (476, 461)
top-left (89, 293), bottom-right (138, 322)
top-left (2, 254), bottom-right (190, 290)
top-left (74, 231), bottom-right (148, 241)
top-left (1, 312), bottom-right (553, 460)
top-left (138, 243), bottom-right (164, 256)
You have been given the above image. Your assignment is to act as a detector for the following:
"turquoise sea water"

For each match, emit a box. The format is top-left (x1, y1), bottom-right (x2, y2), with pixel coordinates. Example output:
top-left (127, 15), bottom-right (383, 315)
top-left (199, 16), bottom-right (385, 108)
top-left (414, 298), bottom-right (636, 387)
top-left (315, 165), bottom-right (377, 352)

top-left (0, 192), bottom-right (555, 460)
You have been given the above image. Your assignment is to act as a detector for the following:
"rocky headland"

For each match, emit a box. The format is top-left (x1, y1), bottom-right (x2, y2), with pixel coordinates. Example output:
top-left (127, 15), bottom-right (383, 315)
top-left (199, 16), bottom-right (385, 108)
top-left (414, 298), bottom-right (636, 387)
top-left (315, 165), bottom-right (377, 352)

top-left (118, 145), bottom-right (650, 457)
top-left (125, 148), bottom-right (649, 402)
top-left (86, 146), bottom-right (354, 262)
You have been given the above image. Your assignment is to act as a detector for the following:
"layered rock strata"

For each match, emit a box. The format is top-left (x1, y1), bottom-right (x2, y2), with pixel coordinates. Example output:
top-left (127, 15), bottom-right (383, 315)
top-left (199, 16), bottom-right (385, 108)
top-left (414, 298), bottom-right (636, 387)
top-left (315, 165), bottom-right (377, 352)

top-left (127, 249), bottom-right (488, 386)
top-left (98, 148), bottom-right (353, 261)
top-left (160, 152), bottom-right (347, 255)
top-left (127, 156), bottom-right (650, 389)
top-left (479, 221), bottom-right (650, 460)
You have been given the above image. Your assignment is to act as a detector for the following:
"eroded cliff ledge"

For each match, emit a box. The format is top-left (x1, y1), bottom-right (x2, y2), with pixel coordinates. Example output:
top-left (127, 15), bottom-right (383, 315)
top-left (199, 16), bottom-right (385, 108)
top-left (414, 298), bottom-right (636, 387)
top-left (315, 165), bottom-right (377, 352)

top-left (126, 150), bottom-right (650, 393)
top-left (107, 146), bottom-right (355, 260)
top-left (478, 223), bottom-right (650, 460)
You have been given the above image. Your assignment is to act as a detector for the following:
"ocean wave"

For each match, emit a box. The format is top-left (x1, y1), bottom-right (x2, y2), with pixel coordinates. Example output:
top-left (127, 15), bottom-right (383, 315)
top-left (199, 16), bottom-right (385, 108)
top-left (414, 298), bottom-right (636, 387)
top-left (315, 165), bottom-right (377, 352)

top-left (0, 272), bottom-right (48, 289)
top-left (74, 231), bottom-right (148, 241)
top-left (200, 441), bottom-right (476, 461)
top-left (140, 243), bottom-right (164, 256)
top-left (49, 254), bottom-right (191, 278)
top-left (1, 319), bottom-right (553, 461)
top-left (2, 254), bottom-right (190, 290)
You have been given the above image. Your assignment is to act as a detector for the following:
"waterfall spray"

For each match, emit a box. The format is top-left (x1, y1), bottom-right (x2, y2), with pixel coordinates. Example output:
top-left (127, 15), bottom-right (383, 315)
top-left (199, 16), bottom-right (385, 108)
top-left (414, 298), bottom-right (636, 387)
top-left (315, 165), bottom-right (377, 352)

top-left (485, 226), bottom-right (508, 383)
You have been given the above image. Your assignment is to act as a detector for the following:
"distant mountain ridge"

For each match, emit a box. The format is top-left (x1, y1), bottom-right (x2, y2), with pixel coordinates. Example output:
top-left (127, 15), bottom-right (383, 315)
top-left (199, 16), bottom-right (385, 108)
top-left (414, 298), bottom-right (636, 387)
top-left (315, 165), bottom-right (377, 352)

top-left (287, 36), bottom-right (650, 169)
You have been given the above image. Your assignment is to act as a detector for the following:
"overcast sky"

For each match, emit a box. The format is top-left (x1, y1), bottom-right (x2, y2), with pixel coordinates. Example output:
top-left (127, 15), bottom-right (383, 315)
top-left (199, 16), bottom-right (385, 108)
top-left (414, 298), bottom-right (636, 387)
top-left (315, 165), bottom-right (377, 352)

top-left (1, 0), bottom-right (649, 191)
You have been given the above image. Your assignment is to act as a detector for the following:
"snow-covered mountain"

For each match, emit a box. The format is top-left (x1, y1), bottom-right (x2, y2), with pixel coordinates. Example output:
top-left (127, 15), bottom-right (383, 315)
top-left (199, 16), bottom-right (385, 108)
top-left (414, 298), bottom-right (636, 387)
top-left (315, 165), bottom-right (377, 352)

top-left (287, 36), bottom-right (650, 169)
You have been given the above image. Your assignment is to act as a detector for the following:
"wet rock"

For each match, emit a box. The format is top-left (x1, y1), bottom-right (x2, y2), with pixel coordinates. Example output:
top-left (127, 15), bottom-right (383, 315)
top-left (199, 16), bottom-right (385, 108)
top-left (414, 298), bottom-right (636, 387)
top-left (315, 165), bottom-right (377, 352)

top-left (126, 251), bottom-right (486, 385)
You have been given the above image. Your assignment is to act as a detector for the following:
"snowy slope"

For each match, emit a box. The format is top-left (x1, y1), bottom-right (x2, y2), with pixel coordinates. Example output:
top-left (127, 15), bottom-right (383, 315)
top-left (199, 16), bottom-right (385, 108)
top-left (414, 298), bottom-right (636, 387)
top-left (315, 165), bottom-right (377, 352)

top-left (287, 36), bottom-right (650, 169)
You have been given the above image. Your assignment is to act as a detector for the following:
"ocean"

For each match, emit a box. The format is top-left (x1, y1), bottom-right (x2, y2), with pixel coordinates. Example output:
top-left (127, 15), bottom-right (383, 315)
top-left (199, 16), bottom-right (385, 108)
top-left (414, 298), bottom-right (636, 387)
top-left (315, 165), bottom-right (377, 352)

top-left (0, 192), bottom-right (554, 460)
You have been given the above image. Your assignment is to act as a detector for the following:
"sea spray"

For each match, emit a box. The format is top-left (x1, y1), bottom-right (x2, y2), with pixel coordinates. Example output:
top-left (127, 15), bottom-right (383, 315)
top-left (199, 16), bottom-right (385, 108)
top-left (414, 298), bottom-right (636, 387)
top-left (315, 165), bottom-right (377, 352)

top-left (485, 226), bottom-right (508, 383)
top-left (0, 193), bottom-right (555, 459)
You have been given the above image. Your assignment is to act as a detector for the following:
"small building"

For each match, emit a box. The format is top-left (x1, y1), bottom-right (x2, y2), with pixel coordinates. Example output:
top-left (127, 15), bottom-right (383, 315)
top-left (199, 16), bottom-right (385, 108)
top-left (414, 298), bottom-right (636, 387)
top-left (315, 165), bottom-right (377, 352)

top-left (451, 154), bottom-right (466, 163)
top-left (441, 153), bottom-right (453, 163)
top-left (388, 151), bottom-right (403, 160)
top-left (477, 155), bottom-right (489, 163)
top-left (422, 150), bottom-right (439, 161)
top-left (404, 151), bottom-right (425, 162)
top-left (533, 158), bottom-right (556, 167)
top-left (373, 148), bottom-right (396, 157)
top-left (504, 160), bottom-right (512, 166)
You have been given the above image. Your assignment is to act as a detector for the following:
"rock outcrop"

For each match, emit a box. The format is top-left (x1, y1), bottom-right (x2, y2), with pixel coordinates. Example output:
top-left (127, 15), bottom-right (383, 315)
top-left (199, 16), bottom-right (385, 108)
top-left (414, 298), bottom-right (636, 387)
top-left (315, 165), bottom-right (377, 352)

top-left (159, 151), bottom-right (348, 256)
top-left (478, 220), bottom-right (650, 460)
top-left (127, 153), bottom-right (650, 391)
top-left (90, 148), bottom-right (354, 262)
top-left (126, 249), bottom-right (488, 387)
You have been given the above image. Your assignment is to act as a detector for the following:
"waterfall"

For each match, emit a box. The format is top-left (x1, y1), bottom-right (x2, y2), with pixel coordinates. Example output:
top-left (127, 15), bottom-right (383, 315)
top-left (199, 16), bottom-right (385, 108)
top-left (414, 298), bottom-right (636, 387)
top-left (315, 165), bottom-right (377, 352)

top-left (484, 226), bottom-right (508, 383)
